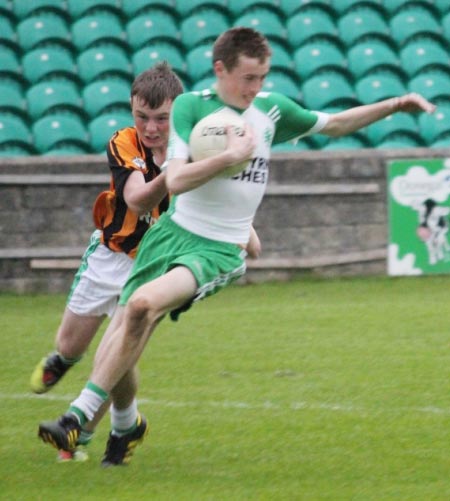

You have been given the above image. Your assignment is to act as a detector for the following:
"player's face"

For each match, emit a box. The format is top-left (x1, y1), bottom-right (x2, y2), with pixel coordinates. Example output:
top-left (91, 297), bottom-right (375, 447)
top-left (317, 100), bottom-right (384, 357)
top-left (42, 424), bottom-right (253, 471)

top-left (215, 55), bottom-right (270, 109)
top-left (131, 97), bottom-right (172, 150)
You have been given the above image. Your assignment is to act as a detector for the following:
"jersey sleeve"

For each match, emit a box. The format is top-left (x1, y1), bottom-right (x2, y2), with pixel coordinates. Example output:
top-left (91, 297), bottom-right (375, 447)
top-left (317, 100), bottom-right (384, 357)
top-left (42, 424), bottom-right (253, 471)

top-left (268, 93), bottom-right (329, 145)
top-left (168, 93), bottom-right (199, 161)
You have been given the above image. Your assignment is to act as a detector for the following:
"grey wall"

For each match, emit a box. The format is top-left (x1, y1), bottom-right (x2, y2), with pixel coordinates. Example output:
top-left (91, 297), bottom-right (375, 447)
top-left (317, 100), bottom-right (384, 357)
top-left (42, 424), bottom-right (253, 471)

top-left (1, 148), bottom-right (448, 293)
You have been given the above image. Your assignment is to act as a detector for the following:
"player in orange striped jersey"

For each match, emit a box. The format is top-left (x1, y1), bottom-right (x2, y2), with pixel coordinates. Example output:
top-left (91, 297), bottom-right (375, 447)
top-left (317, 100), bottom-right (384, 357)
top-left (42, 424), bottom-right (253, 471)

top-left (30, 62), bottom-right (184, 460)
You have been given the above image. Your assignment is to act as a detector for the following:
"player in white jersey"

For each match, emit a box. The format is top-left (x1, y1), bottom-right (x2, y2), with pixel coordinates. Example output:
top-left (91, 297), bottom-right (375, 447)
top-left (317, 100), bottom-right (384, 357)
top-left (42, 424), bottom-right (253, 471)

top-left (38, 27), bottom-right (436, 466)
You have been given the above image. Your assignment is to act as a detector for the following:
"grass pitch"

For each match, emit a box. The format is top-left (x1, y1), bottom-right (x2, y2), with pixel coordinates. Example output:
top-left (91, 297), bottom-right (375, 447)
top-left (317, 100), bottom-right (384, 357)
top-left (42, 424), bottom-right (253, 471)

top-left (1, 275), bottom-right (450, 500)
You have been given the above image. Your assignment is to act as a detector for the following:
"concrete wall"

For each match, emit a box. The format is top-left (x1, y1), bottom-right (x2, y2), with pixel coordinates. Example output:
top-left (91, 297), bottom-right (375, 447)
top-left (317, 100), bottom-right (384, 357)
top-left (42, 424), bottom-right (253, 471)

top-left (1, 148), bottom-right (449, 293)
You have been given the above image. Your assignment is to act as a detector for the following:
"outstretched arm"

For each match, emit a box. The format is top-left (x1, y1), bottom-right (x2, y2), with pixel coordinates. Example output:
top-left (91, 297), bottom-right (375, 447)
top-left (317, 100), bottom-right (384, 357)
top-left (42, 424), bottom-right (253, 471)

top-left (321, 93), bottom-right (436, 137)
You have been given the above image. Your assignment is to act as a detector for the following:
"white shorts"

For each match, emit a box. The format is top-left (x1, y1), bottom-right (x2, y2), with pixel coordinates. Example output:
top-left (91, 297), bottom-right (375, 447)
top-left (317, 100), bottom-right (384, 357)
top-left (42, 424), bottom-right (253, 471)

top-left (67, 230), bottom-right (134, 318)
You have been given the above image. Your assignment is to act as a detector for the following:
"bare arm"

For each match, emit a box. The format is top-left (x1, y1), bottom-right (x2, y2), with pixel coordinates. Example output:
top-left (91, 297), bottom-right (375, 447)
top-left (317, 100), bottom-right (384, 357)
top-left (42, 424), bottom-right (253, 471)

top-left (166, 125), bottom-right (255, 195)
top-left (321, 93), bottom-right (436, 137)
top-left (245, 225), bottom-right (262, 259)
top-left (123, 170), bottom-right (168, 216)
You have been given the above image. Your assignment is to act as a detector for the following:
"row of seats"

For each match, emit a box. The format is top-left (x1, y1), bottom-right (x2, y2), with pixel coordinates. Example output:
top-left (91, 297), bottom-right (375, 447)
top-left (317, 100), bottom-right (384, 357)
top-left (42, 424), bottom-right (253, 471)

top-left (3, 1), bottom-right (450, 56)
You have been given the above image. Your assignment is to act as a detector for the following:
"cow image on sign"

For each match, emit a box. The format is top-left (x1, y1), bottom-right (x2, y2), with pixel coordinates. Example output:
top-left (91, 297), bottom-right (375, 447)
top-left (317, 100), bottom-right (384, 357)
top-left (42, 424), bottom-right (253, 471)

top-left (189, 108), bottom-right (251, 177)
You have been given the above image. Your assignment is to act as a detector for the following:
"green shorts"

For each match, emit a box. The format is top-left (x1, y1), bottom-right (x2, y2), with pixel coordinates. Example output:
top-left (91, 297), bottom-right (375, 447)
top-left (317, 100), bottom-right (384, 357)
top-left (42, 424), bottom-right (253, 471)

top-left (119, 213), bottom-right (247, 319)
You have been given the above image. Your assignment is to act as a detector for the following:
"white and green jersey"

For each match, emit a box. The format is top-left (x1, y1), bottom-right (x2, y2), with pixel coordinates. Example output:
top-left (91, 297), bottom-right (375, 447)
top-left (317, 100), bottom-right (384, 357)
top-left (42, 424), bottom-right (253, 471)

top-left (168, 88), bottom-right (329, 245)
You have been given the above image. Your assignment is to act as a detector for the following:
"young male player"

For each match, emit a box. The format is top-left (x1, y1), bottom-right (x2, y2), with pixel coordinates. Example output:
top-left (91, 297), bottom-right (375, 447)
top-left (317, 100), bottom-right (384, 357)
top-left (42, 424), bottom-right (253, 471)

top-left (38, 27), bottom-right (436, 466)
top-left (31, 62), bottom-right (183, 460)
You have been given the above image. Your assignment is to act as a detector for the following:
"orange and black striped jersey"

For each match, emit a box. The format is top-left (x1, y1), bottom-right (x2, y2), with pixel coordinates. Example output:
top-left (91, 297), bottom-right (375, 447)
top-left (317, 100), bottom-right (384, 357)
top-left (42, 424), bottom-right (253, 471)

top-left (92, 126), bottom-right (169, 258)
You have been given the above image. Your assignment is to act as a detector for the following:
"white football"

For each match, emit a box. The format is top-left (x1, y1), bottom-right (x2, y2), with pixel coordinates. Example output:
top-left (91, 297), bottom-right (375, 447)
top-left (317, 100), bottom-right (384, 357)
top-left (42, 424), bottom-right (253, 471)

top-left (189, 108), bottom-right (250, 177)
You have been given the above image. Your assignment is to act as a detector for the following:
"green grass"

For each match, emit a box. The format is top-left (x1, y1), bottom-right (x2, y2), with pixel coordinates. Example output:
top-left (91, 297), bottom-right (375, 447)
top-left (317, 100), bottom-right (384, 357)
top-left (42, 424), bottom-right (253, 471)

top-left (2, 276), bottom-right (450, 500)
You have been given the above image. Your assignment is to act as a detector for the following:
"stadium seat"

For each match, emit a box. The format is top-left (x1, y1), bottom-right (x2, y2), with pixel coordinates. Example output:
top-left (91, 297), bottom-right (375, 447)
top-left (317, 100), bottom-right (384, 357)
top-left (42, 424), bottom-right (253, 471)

top-left (121, 0), bottom-right (177, 18)
top-left (263, 72), bottom-right (301, 102)
top-left (355, 71), bottom-right (407, 104)
top-left (66, 0), bottom-right (122, 20)
top-left (12, 0), bottom-right (69, 20)
top-left (180, 9), bottom-right (229, 50)
top-left (436, 0), bottom-right (450, 14)
top-left (0, 145), bottom-right (33, 157)
top-left (442, 12), bottom-right (450, 41)
top-left (191, 75), bottom-right (217, 92)
top-left (431, 133), bottom-right (450, 148)
top-left (32, 112), bottom-right (90, 153)
top-left (408, 67), bottom-right (450, 102)
top-left (323, 132), bottom-right (370, 150)
top-left (279, 0), bottom-right (333, 17)
top-left (82, 79), bottom-right (130, 118)
top-left (272, 138), bottom-right (315, 151)
top-left (77, 45), bottom-right (133, 84)
top-left (186, 43), bottom-right (214, 82)
top-left (0, 14), bottom-right (18, 50)
top-left (337, 4), bottom-right (390, 46)
top-left (44, 144), bottom-right (92, 156)
top-left (301, 70), bottom-right (358, 109)
top-left (132, 42), bottom-right (187, 80)
top-left (332, 0), bottom-right (387, 15)
top-left (366, 112), bottom-right (419, 144)
top-left (227, 0), bottom-right (280, 17)
top-left (286, 5), bottom-right (338, 48)
top-left (0, 44), bottom-right (24, 82)
top-left (376, 131), bottom-right (423, 149)
top-left (21, 46), bottom-right (78, 85)
top-left (126, 10), bottom-right (180, 51)
top-left (293, 38), bottom-right (346, 81)
top-left (0, 114), bottom-right (33, 150)
top-left (399, 36), bottom-right (450, 77)
top-left (26, 80), bottom-right (83, 121)
top-left (389, 2), bottom-right (442, 45)
top-left (418, 103), bottom-right (450, 144)
top-left (175, 0), bottom-right (229, 18)
top-left (88, 111), bottom-right (133, 153)
top-left (17, 13), bottom-right (71, 52)
top-left (0, 84), bottom-right (27, 121)
top-left (71, 12), bottom-right (127, 51)
top-left (346, 37), bottom-right (400, 79)
top-left (269, 41), bottom-right (295, 74)
top-left (233, 7), bottom-right (286, 45)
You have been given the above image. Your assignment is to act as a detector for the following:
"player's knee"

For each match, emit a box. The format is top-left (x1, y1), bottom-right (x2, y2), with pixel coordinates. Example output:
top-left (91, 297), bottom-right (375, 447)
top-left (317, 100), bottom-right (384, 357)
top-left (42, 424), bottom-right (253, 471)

top-left (127, 294), bottom-right (160, 331)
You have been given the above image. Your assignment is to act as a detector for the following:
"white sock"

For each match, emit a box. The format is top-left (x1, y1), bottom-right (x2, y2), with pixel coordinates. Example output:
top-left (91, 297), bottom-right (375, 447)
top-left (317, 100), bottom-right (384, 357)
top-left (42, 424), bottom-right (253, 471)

top-left (70, 385), bottom-right (108, 423)
top-left (110, 398), bottom-right (138, 436)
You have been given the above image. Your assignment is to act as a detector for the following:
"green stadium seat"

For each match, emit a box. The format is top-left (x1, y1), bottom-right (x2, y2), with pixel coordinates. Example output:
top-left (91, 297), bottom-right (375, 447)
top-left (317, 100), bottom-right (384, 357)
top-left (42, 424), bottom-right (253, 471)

top-left (293, 38), bottom-right (346, 81)
top-left (346, 37), bottom-right (400, 79)
top-left (442, 12), bottom-right (450, 41)
top-left (227, 0), bottom-right (280, 17)
top-left (32, 112), bottom-right (90, 153)
top-left (332, 0), bottom-right (386, 15)
top-left (435, 0), bottom-right (450, 14)
top-left (337, 4), bottom-right (390, 46)
top-left (389, 2), bottom-right (442, 45)
top-left (0, 114), bottom-right (33, 150)
top-left (408, 67), bottom-right (450, 102)
top-left (0, 145), bottom-right (33, 157)
top-left (233, 7), bottom-right (286, 45)
top-left (399, 36), bottom-right (450, 77)
top-left (132, 42), bottom-right (187, 81)
top-left (286, 5), bottom-right (338, 48)
top-left (17, 13), bottom-right (71, 52)
top-left (82, 79), bottom-right (130, 118)
top-left (418, 103), bottom-right (450, 144)
top-left (22, 46), bottom-right (78, 84)
top-left (180, 9), bottom-right (229, 50)
top-left (66, 0), bottom-right (122, 20)
top-left (355, 71), bottom-right (407, 104)
top-left (301, 70), bottom-right (358, 109)
top-left (186, 43), bottom-right (214, 82)
top-left (0, 14), bottom-right (18, 50)
top-left (126, 11), bottom-right (180, 51)
top-left (121, 0), bottom-right (178, 18)
top-left (431, 133), bottom-right (450, 148)
top-left (26, 80), bottom-right (83, 121)
top-left (279, 0), bottom-right (333, 17)
top-left (44, 144), bottom-right (92, 156)
top-left (175, 0), bottom-right (229, 18)
top-left (0, 84), bottom-right (27, 121)
top-left (323, 132), bottom-right (370, 150)
top-left (71, 12), bottom-right (127, 51)
top-left (272, 138), bottom-right (315, 151)
top-left (191, 75), bottom-right (217, 92)
top-left (12, 0), bottom-right (69, 20)
top-left (376, 131), bottom-right (423, 149)
top-left (0, 44), bottom-right (24, 82)
top-left (366, 112), bottom-right (419, 144)
top-left (269, 41), bottom-right (294, 74)
top-left (76, 45), bottom-right (133, 84)
top-left (263, 72), bottom-right (301, 102)
top-left (88, 111), bottom-right (133, 152)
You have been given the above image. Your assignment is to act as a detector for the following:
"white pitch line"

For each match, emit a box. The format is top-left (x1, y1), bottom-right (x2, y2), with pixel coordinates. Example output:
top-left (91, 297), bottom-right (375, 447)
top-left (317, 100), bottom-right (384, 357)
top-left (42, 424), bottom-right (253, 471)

top-left (3, 393), bottom-right (450, 416)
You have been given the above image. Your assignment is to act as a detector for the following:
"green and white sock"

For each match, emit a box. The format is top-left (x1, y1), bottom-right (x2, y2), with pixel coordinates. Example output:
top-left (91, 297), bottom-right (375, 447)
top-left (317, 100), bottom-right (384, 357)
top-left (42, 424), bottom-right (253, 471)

top-left (69, 381), bottom-right (109, 426)
top-left (110, 398), bottom-right (138, 437)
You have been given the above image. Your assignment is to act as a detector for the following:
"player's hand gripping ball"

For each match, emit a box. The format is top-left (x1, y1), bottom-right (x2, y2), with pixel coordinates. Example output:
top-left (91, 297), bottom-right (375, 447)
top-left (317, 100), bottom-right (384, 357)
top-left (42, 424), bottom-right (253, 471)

top-left (189, 108), bottom-right (250, 177)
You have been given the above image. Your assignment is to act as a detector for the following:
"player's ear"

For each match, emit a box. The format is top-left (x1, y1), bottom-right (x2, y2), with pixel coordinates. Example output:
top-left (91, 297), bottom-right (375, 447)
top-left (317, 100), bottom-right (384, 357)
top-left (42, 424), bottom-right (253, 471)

top-left (214, 60), bottom-right (225, 77)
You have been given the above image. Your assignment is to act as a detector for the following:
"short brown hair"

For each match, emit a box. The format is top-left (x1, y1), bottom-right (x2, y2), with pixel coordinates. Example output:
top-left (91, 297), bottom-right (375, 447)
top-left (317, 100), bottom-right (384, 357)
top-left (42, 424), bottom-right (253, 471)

top-left (212, 27), bottom-right (272, 71)
top-left (131, 61), bottom-right (184, 109)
